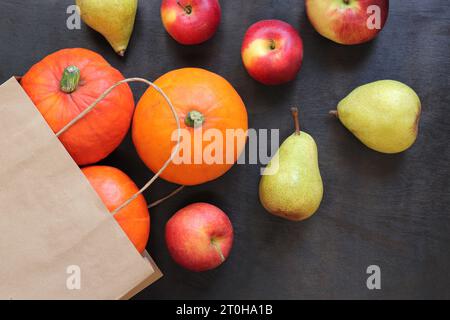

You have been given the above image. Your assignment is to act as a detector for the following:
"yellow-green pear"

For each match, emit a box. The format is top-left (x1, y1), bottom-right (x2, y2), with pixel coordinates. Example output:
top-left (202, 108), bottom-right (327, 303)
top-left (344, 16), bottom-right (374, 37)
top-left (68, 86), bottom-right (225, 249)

top-left (259, 108), bottom-right (323, 221)
top-left (76, 0), bottom-right (138, 56)
top-left (331, 80), bottom-right (421, 153)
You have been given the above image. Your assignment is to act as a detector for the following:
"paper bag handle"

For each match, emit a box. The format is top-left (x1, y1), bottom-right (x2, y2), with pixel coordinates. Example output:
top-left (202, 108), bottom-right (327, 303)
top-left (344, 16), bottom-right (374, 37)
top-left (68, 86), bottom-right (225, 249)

top-left (55, 78), bottom-right (181, 216)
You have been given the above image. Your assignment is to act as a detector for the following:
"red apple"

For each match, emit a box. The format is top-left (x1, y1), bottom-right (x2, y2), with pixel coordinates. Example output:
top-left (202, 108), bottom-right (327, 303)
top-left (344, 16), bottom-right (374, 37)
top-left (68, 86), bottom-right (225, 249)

top-left (241, 20), bottom-right (304, 86)
top-left (165, 203), bottom-right (233, 272)
top-left (306, 0), bottom-right (389, 45)
top-left (161, 0), bottom-right (221, 45)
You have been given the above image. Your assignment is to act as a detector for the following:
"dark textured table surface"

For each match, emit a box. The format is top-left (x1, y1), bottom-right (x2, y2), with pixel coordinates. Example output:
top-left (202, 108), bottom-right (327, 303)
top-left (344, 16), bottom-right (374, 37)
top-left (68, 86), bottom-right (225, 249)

top-left (1, 0), bottom-right (449, 299)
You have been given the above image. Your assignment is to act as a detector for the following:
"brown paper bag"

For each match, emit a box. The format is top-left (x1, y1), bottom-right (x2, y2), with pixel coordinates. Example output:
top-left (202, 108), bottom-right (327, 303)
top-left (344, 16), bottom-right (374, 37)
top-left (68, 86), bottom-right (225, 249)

top-left (0, 77), bottom-right (162, 299)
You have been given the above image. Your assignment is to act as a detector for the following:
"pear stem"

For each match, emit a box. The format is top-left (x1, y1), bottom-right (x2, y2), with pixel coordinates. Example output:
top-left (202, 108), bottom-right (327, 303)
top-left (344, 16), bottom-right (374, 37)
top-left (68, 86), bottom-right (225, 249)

top-left (329, 110), bottom-right (339, 117)
top-left (291, 107), bottom-right (301, 135)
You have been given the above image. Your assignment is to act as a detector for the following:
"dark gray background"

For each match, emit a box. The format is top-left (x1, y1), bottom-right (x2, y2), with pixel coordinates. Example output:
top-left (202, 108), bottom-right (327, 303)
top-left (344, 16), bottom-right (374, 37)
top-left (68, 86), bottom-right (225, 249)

top-left (1, 0), bottom-right (449, 299)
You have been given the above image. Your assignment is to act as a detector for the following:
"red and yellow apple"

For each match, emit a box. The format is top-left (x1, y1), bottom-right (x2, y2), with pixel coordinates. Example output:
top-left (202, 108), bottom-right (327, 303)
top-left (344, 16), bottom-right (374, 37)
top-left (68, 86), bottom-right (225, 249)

top-left (241, 20), bottom-right (304, 86)
top-left (306, 0), bottom-right (389, 45)
top-left (165, 203), bottom-right (233, 272)
top-left (161, 0), bottom-right (221, 45)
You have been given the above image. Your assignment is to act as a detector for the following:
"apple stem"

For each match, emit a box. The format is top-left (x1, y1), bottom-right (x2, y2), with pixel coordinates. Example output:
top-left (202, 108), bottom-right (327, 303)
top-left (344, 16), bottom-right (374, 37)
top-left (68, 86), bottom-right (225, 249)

top-left (269, 39), bottom-right (276, 50)
top-left (329, 110), bottom-right (339, 118)
top-left (177, 1), bottom-right (192, 14)
top-left (343, 0), bottom-right (350, 5)
top-left (211, 240), bottom-right (225, 262)
top-left (291, 107), bottom-right (301, 135)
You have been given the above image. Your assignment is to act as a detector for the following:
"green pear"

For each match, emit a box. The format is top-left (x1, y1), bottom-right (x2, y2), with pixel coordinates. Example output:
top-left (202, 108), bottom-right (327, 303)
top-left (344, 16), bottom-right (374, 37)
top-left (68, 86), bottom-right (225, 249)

top-left (331, 80), bottom-right (421, 153)
top-left (76, 0), bottom-right (138, 56)
top-left (259, 108), bottom-right (323, 221)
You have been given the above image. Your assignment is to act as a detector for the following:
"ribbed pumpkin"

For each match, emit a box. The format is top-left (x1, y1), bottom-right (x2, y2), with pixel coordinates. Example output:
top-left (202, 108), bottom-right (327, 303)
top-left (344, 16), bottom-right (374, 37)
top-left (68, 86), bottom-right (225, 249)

top-left (82, 166), bottom-right (150, 253)
top-left (132, 68), bottom-right (248, 186)
top-left (21, 48), bottom-right (134, 165)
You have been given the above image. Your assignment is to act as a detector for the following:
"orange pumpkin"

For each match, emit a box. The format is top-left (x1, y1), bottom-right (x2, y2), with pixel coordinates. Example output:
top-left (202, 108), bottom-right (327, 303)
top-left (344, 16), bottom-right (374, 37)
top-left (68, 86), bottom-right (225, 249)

top-left (82, 166), bottom-right (150, 253)
top-left (132, 68), bottom-right (248, 186)
top-left (21, 48), bottom-right (134, 165)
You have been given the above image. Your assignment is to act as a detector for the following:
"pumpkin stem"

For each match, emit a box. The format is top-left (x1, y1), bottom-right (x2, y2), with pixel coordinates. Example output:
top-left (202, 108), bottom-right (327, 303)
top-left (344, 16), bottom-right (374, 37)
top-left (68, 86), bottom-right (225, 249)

top-left (60, 65), bottom-right (80, 93)
top-left (291, 107), bottom-right (301, 135)
top-left (185, 110), bottom-right (205, 128)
